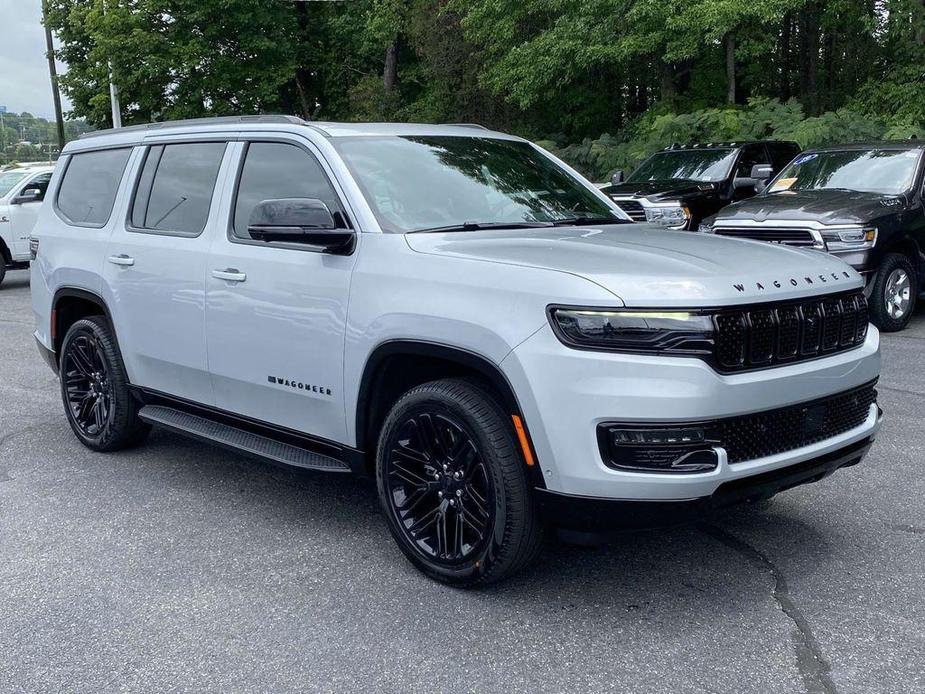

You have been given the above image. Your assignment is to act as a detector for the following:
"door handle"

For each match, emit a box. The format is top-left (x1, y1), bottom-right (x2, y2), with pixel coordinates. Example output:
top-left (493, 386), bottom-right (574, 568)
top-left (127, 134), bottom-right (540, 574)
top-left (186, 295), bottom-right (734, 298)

top-left (107, 254), bottom-right (135, 267)
top-left (212, 268), bottom-right (247, 283)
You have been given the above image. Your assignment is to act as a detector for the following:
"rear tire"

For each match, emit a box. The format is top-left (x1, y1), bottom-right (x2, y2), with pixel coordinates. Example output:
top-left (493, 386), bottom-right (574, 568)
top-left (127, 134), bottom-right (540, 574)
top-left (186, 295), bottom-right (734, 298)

top-left (869, 253), bottom-right (917, 332)
top-left (59, 316), bottom-right (150, 452)
top-left (376, 379), bottom-right (543, 586)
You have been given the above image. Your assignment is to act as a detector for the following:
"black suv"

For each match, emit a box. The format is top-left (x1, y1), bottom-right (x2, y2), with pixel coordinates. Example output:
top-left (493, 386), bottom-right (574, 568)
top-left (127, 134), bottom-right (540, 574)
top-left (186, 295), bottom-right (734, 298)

top-left (601, 141), bottom-right (801, 231)
top-left (705, 141), bottom-right (925, 331)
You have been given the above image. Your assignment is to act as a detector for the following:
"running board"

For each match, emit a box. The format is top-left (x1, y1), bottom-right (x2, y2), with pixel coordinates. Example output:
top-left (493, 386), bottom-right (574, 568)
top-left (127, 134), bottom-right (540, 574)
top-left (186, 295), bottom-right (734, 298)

top-left (138, 405), bottom-right (350, 472)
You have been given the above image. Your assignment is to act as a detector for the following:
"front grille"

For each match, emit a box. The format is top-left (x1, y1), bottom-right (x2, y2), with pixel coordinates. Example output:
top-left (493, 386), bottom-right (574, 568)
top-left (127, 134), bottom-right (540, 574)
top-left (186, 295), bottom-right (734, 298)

top-left (713, 291), bottom-right (868, 371)
top-left (718, 382), bottom-right (877, 463)
top-left (612, 198), bottom-right (647, 222)
top-left (713, 226), bottom-right (817, 246)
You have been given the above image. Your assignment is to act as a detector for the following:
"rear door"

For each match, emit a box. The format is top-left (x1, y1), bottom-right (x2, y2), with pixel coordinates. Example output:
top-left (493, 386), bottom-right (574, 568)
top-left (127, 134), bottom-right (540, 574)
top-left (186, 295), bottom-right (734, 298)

top-left (205, 134), bottom-right (357, 442)
top-left (101, 136), bottom-right (235, 405)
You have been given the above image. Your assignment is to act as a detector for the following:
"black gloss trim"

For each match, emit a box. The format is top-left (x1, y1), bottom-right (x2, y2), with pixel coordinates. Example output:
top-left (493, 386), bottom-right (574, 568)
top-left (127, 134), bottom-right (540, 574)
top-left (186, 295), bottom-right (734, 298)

top-left (129, 386), bottom-right (367, 476)
top-left (536, 437), bottom-right (873, 532)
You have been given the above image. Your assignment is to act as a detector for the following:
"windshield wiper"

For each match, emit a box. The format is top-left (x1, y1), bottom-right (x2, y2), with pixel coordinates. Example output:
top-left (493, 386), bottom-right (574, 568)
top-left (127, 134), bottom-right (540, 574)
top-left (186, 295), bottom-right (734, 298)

top-left (551, 216), bottom-right (628, 226)
top-left (408, 221), bottom-right (555, 234)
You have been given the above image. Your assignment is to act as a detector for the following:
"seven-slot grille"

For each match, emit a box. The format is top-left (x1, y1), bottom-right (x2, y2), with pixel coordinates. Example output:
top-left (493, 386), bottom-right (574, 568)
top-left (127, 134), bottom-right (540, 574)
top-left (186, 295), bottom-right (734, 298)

top-left (713, 226), bottom-right (817, 246)
top-left (713, 290), bottom-right (868, 371)
top-left (718, 381), bottom-right (877, 463)
top-left (612, 198), bottom-right (647, 222)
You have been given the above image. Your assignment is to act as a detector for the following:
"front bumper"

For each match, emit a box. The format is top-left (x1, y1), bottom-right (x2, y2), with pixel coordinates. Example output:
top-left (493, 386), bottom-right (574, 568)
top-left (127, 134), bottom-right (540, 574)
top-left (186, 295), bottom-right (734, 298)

top-left (502, 322), bottom-right (881, 500)
top-left (35, 334), bottom-right (58, 375)
top-left (535, 436), bottom-right (874, 531)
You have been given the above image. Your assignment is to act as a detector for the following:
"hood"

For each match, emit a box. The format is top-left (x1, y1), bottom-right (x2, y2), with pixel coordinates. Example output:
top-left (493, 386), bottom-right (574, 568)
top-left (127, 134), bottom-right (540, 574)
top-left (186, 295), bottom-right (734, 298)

top-left (405, 225), bottom-right (862, 308)
top-left (717, 189), bottom-right (906, 225)
top-left (604, 179), bottom-right (718, 202)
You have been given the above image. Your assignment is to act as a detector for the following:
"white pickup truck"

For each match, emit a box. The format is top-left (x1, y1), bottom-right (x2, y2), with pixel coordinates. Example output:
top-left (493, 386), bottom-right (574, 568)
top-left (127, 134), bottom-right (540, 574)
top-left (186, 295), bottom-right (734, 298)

top-left (0, 164), bottom-right (54, 287)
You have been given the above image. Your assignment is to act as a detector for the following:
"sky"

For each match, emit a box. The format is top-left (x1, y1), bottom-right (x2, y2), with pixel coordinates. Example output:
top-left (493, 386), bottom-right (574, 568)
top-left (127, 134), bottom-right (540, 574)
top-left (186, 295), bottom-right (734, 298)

top-left (0, 0), bottom-right (71, 119)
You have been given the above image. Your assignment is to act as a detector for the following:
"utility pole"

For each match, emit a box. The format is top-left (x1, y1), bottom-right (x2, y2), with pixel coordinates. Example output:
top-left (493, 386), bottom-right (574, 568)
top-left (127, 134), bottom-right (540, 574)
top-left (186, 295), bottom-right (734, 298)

top-left (41, 0), bottom-right (66, 151)
top-left (101, 0), bottom-right (121, 128)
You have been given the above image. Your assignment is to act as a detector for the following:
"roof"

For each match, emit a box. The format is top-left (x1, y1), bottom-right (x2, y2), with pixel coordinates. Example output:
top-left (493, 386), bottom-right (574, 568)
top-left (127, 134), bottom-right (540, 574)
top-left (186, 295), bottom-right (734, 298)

top-left (807, 140), bottom-right (924, 153)
top-left (75, 115), bottom-right (517, 146)
top-left (0, 163), bottom-right (55, 173)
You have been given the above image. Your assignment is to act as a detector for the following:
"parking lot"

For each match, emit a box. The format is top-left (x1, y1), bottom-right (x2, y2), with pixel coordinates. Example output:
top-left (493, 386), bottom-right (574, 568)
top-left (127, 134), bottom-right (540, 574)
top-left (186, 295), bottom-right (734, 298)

top-left (0, 267), bottom-right (923, 693)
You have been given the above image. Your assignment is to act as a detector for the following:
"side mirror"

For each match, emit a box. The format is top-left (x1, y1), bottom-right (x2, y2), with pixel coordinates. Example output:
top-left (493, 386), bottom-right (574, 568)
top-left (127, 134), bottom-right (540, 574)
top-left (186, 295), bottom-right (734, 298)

top-left (247, 198), bottom-right (355, 254)
top-left (12, 187), bottom-right (42, 205)
top-left (751, 164), bottom-right (774, 180)
top-left (732, 176), bottom-right (757, 191)
top-left (610, 170), bottom-right (625, 186)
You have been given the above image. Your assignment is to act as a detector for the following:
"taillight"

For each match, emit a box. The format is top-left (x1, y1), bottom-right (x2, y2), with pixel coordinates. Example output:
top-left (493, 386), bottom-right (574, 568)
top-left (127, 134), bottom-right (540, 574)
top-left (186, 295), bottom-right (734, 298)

top-left (29, 238), bottom-right (39, 260)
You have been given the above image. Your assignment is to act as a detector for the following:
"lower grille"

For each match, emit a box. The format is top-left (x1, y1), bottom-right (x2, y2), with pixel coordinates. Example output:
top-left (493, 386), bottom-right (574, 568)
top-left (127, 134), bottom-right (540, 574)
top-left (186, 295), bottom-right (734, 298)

top-left (719, 382), bottom-right (877, 463)
top-left (612, 198), bottom-right (647, 222)
top-left (714, 226), bottom-right (817, 246)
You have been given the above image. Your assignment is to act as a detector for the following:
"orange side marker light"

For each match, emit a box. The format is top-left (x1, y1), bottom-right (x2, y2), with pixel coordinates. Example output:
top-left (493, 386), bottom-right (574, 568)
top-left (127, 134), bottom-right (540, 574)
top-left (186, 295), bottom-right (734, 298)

top-left (511, 415), bottom-right (535, 467)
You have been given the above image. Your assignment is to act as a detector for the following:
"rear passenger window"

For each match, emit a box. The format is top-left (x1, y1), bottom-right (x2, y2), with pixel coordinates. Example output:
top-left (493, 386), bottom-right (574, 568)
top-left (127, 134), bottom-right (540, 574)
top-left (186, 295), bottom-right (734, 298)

top-left (131, 142), bottom-right (226, 235)
top-left (232, 142), bottom-right (346, 240)
top-left (56, 148), bottom-right (131, 227)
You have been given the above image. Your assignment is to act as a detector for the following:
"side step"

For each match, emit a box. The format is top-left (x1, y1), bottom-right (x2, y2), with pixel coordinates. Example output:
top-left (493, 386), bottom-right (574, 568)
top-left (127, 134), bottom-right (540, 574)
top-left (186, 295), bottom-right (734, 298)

top-left (138, 405), bottom-right (350, 473)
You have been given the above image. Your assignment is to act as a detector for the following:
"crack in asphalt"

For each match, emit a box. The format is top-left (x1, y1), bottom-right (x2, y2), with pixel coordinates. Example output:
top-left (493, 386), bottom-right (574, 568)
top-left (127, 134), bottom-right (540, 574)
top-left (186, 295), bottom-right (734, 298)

top-left (888, 523), bottom-right (925, 535)
top-left (877, 384), bottom-right (925, 399)
top-left (701, 524), bottom-right (838, 694)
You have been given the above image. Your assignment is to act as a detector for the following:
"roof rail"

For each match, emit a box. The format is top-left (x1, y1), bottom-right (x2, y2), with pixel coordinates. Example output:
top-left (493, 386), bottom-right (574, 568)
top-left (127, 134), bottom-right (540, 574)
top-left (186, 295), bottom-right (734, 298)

top-left (440, 123), bottom-right (489, 130)
top-left (79, 114), bottom-right (308, 139)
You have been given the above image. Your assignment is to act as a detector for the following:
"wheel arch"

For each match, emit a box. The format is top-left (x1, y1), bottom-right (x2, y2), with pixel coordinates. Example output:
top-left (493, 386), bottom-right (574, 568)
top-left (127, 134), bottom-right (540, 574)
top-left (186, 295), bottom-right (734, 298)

top-left (51, 287), bottom-right (115, 357)
top-left (881, 235), bottom-right (924, 283)
top-left (0, 237), bottom-right (11, 265)
top-left (355, 340), bottom-right (544, 485)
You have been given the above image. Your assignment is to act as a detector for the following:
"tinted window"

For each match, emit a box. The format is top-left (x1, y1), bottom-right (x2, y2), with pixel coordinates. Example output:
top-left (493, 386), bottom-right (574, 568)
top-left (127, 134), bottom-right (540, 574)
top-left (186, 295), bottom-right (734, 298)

top-left (769, 149), bottom-right (922, 195)
top-left (735, 144), bottom-right (770, 177)
top-left (232, 142), bottom-right (345, 239)
top-left (333, 136), bottom-right (618, 233)
top-left (19, 173), bottom-right (52, 201)
top-left (628, 149), bottom-right (737, 183)
top-left (768, 143), bottom-right (800, 171)
top-left (132, 142), bottom-right (226, 235)
top-left (57, 148), bottom-right (131, 226)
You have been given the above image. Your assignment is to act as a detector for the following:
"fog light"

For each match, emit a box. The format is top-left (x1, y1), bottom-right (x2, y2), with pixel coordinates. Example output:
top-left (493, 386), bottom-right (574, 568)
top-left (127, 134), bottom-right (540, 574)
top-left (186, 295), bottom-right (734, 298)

top-left (600, 425), bottom-right (719, 473)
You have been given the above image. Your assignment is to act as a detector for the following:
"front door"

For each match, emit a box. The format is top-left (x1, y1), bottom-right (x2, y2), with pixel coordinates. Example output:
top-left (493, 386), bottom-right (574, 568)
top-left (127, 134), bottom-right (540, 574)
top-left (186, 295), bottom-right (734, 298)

top-left (102, 139), bottom-right (233, 405)
top-left (205, 136), bottom-right (357, 443)
top-left (10, 172), bottom-right (52, 257)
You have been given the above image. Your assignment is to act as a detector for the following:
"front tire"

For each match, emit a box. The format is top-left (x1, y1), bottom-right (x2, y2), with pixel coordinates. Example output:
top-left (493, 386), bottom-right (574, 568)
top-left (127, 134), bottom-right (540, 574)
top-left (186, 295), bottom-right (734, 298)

top-left (869, 253), bottom-right (917, 332)
top-left (59, 316), bottom-right (150, 451)
top-left (376, 379), bottom-right (542, 586)
top-left (0, 262), bottom-right (6, 288)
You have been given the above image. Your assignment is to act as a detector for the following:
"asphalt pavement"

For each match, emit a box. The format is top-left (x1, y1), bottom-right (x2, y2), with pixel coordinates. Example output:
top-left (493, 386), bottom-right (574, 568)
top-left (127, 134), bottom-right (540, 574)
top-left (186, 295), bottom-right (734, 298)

top-left (1, 267), bottom-right (923, 694)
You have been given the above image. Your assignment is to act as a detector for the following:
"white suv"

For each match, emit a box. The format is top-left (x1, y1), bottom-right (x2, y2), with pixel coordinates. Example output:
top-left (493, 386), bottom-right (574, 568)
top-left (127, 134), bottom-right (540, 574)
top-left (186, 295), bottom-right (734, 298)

top-left (0, 164), bottom-right (54, 286)
top-left (31, 116), bottom-right (882, 585)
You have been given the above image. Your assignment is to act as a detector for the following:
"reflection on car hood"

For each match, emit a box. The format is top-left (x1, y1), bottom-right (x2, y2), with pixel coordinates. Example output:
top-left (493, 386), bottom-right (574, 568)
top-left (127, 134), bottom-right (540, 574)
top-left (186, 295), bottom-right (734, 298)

top-left (405, 225), bottom-right (862, 307)
top-left (717, 189), bottom-right (907, 225)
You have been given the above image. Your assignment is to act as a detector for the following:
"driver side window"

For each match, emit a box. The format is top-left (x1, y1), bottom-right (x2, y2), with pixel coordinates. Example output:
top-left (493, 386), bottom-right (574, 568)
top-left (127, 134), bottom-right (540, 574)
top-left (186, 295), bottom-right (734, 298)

top-left (19, 173), bottom-right (52, 202)
top-left (735, 145), bottom-right (770, 178)
top-left (232, 142), bottom-right (347, 240)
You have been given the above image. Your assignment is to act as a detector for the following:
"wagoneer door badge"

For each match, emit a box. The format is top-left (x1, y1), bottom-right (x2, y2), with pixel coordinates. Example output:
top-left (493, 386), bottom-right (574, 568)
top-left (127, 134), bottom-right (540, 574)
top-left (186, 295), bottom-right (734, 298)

top-left (267, 376), bottom-right (332, 397)
top-left (734, 270), bottom-right (852, 293)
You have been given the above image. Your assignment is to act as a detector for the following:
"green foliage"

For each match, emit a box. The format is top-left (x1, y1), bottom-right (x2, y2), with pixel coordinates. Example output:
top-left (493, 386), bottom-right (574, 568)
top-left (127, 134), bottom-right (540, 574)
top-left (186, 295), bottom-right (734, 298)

top-left (41, 0), bottom-right (925, 176)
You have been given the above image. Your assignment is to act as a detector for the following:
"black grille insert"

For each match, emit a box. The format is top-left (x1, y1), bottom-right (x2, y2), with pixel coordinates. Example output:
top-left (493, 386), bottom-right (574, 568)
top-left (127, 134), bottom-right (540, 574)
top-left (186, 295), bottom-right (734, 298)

top-left (718, 382), bottom-right (877, 463)
top-left (714, 291), bottom-right (868, 371)
top-left (714, 227), bottom-right (817, 246)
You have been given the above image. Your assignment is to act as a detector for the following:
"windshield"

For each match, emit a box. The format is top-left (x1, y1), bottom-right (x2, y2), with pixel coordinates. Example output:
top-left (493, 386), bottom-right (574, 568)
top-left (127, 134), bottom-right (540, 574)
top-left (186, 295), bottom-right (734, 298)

top-left (0, 171), bottom-right (29, 198)
top-left (333, 136), bottom-right (620, 233)
top-left (628, 149), bottom-right (737, 183)
top-left (768, 149), bottom-right (922, 195)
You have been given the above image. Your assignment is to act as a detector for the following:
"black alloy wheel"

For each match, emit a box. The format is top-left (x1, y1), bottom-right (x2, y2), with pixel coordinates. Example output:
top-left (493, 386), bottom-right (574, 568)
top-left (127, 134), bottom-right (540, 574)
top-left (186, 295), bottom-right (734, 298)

top-left (59, 316), bottom-right (150, 451)
top-left (383, 410), bottom-right (493, 563)
top-left (63, 333), bottom-right (113, 437)
top-left (376, 379), bottom-right (543, 586)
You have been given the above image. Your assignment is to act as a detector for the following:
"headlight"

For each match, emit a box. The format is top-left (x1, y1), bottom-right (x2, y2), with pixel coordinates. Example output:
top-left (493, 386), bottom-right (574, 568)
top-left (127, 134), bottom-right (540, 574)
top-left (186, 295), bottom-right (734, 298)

top-left (548, 307), bottom-right (714, 355)
top-left (698, 221), bottom-right (714, 233)
top-left (644, 203), bottom-right (691, 229)
top-left (821, 227), bottom-right (877, 251)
